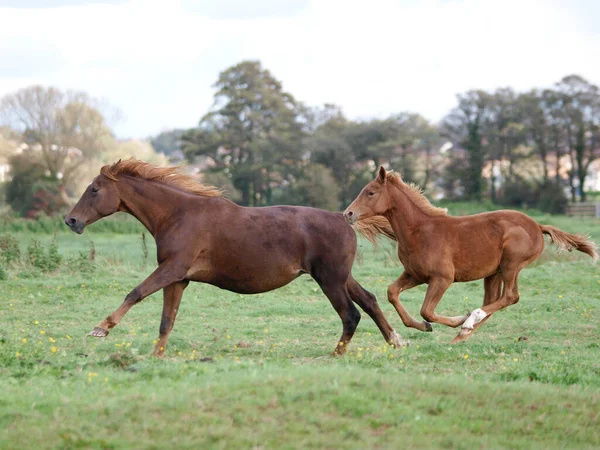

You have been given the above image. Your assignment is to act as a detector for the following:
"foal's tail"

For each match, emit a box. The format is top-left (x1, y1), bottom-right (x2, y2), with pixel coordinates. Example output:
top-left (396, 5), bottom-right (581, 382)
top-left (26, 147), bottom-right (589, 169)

top-left (354, 216), bottom-right (397, 245)
top-left (541, 225), bottom-right (598, 261)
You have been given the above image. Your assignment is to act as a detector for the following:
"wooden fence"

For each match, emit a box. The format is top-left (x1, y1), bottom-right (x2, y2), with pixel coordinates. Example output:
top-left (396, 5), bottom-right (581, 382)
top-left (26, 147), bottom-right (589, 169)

top-left (566, 202), bottom-right (600, 218)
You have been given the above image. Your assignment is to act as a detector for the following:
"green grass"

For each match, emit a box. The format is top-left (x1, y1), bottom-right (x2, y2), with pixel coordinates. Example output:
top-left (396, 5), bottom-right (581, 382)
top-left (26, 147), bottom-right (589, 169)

top-left (1, 209), bottom-right (599, 449)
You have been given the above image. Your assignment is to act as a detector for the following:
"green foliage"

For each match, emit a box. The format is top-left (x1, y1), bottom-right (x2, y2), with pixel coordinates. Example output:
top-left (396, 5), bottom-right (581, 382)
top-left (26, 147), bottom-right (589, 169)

top-left (201, 170), bottom-right (242, 202)
top-left (65, 250), bottom-right (95, 274)
top-left (183, 60), bottom-right (306, 206)
top-left (498, 178), bottom-right (568, 214)
top-left (0, 233), bottom-right (20, 265)
top-left (0, 213), bottom-right (145, 234)
top-left (273, 163), bottom-right (341, 210)
top-left (6, 153), bottom-right (45, 217)
top-left (149, 128), bottom-right (185, 157)
top-left (27, 237), bottom-right (62, 272)
top-left (537, 182), bottom-right (568, 214)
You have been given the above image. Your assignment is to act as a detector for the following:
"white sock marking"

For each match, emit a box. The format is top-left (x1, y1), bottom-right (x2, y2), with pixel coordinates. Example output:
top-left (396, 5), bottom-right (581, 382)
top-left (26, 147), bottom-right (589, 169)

top-left (462, 308), bottom-right (487, 330)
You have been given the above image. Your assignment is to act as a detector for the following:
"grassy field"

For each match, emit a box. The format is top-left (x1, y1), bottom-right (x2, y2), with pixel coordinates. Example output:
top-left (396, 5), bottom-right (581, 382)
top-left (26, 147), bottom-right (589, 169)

top-left (1, 206), bottom-right (599, 449)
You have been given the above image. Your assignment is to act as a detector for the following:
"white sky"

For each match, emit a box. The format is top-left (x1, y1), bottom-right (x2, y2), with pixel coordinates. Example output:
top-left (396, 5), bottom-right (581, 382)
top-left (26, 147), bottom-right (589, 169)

top-left (1, 0), bottom-right (599, 138)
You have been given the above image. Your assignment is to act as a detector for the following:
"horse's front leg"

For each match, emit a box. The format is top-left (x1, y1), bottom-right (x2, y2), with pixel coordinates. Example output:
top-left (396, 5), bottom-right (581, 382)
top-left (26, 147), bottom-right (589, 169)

top-left (89, 261), bottom-right (188, 337)
top-left (420, 277), bottom-right (468, 328)
top-left (153, 280), bottom-right (189, 357)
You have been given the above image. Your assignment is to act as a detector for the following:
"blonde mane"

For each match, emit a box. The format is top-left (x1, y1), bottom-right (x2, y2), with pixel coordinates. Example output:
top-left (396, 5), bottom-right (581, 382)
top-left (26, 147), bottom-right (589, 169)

top-left (100, 158), bottom-right (223, 197)
top-left (386, 172), bottom-right (447, 217)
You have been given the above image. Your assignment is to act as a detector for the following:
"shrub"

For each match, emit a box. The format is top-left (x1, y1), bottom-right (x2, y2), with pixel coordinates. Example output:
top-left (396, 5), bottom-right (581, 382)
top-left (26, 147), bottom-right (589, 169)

top-left (27, 237), bottom-right (62, 272)
top-left (0, 233), bottom-right (20, 265)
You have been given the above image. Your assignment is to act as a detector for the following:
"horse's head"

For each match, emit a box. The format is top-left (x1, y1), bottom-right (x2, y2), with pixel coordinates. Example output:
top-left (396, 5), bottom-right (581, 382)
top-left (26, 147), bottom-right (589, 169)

top-left (65, 173), bottom-right (121, 234)
top-left (344, 166), bottom-right (392, 224)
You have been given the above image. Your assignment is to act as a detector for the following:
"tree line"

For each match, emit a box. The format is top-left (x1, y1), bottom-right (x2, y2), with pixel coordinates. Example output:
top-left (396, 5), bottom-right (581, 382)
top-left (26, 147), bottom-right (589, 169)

top-left (1, 60), bottom-right (599, 218)
top-left (181, 61), bottom-right (600, 212)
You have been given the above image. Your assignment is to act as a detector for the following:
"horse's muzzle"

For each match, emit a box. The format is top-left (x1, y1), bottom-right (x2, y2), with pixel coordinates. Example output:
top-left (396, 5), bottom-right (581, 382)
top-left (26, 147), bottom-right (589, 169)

top-left (343, 210), bottom-right (358, 224)
top-left (65, 216), bottom-right (85, 234)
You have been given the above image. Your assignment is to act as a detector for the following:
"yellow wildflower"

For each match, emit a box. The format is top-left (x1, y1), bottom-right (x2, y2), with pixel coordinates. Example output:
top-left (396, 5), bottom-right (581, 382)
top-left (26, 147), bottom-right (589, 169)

top-left (51, 346), bottom-right (57, 353)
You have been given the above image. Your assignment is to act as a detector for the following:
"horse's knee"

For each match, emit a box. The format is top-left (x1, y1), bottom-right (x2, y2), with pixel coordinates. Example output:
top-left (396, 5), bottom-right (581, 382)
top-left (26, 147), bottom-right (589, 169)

top-left (387, 286), bottom-right (398, 304)
top-left (159, 317), bottom-right (171, 336)
top-left (344, 307), bottom-right (361, 331)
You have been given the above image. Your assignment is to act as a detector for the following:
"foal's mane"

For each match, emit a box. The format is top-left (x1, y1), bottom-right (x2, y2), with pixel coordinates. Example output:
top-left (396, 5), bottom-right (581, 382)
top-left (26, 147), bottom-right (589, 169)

top-left (385, 172), bottom-right (447, 216)
top-left (100, 158), bottom-right (223, 197)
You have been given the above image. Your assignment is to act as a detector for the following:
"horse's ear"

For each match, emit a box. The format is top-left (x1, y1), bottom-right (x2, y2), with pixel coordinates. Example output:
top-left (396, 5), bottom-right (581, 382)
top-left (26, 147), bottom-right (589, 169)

top-left (377, 166), bottom-right (387, 184)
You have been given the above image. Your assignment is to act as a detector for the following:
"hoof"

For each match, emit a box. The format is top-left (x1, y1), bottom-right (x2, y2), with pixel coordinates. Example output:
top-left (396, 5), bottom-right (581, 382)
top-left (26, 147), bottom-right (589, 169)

top-left (450, 328), bottom-right (472, 344)
top-left (424, 321), bottom-right (433, 332)
top-left (89, 327), bottom-right (109, 337)
top-left (389, 331), bottom-right (409, 348)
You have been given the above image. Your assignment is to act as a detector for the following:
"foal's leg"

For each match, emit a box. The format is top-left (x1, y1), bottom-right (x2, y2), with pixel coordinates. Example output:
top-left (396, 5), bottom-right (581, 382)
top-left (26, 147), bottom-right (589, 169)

top-left (317, 279), bottom-right (361, 356)
top-left (90, 261), bottom-right (187, 337)
top-left (453, 269), bottom-right (521, 343)
top-left (450, 273), bottom-right (502, 344)
top-left (347, 276), bottom-right (408, 348)
top-left (420, 277), bottom-right (469, 328)
top-left (153, 280), bottom-right (189, 357)
top-left (387, 272), bottom-right (431, 332)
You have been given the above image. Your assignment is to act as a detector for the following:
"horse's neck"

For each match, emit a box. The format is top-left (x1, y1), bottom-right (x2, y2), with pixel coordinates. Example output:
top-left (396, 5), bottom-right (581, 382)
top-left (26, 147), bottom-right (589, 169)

top-left (117, 177), bottom-right (185, 236)
top-left (385, 185), bottom-right (427, 245)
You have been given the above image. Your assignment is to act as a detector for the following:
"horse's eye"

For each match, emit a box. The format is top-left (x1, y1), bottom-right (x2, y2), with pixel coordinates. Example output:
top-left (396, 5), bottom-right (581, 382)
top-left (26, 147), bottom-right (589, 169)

top-left (92, 187), bottom-right (99, 193)
top-left (368, 191), bottom-right (375, 197)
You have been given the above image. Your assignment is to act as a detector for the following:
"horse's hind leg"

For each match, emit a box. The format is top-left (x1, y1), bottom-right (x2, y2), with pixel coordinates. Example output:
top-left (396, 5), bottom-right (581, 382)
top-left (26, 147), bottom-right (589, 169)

top-left (450, 273), bottom-right (502, 344)
top-left (316, 278), bottom-right (361, 356)
top-left (347, 276), bottom-right (407, 348)
top-left (153, 280), bottom-right (189, 357)
top-left (453, 269), bottom-right (522, 343)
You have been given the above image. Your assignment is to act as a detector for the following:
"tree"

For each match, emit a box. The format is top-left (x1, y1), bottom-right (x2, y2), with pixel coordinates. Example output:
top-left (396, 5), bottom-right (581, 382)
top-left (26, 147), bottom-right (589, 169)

top-left (553, 75), bottom-right (600, 202)
top-left (183, 61), bottom-right (306, 206)
top-left (150, 129), bottom-right (186, 160)
top-left (273, 163), bottom-right (341, 210)
top-left (442, 90), bottom-right (494, 200)
top-left (0, 85), bottom-right (116, 190)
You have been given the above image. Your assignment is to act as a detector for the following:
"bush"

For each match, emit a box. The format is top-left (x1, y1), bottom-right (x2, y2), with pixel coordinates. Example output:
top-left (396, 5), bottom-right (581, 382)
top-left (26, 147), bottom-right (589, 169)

top-left (0, 233), bottom-right (20, 265)
top-left (6, 154), bottom-right (45, 217)
top-left (273, 164), bottom-right (341, 211)
top-left (497, 177), bottom-right (567, 214)
top-left (537, 182), bottom-right (568, 215)
top-left (65, 251), bottom-right (95, 274)
top-left (27, 237), bottom-right (62, 272)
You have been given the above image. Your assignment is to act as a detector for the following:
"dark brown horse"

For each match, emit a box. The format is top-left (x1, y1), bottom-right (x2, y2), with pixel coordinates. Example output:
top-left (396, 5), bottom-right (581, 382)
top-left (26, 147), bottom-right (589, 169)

top-left (344, 166), bottom-right (597, 343)
top-left (65, 159), bottom-right (403, 356)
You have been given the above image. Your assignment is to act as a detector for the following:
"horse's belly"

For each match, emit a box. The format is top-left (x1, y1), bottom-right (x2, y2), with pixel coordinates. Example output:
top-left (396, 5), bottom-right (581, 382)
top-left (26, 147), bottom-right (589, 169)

top-left (185, 258), bottom-right (303, 294)
top-left (453, 253), bottom-right (500, 281)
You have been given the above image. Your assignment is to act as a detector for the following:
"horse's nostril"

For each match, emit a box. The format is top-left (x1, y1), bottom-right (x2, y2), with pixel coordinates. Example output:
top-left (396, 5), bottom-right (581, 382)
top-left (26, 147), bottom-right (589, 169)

top-left (66, 217), bottom-right (76, 226)
top-left (347, 211), bottom-right (353, 217)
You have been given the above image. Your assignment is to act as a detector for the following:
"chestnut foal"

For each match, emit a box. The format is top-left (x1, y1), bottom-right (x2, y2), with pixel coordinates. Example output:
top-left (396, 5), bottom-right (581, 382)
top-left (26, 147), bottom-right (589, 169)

top-left (65, 159), bottom-right (403, 356)
top-left (344, 166), bottom-right (597, 343)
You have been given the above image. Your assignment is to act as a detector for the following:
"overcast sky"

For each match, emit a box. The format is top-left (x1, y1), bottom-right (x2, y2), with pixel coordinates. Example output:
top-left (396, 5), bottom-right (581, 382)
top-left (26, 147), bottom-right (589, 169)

top-left (1, 0), bottom-right (599, 138)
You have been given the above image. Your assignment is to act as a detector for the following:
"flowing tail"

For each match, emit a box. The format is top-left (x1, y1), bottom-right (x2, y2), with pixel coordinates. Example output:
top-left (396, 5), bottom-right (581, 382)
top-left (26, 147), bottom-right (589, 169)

top-left (541, 225), bottom-right (598, 261)
top-left (354, 216), bottom-right (397, 245)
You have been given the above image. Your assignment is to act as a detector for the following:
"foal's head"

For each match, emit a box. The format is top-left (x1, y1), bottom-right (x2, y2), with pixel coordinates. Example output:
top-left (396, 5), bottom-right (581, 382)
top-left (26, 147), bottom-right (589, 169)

top-left (64, 173), bottom-right (120, 234)
top-left (344, 166), bottom-right (392, 224)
